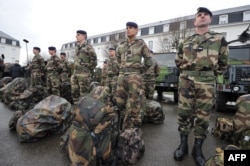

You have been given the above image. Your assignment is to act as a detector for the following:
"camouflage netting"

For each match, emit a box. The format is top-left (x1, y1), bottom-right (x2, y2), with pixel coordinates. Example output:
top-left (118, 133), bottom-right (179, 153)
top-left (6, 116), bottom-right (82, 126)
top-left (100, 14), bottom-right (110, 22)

top-left (16, 95), bottom-right (72, 143)
top-left (0, 77), bottom-right (27, 104)
top-left (233, 94), bottom-right (250, 146)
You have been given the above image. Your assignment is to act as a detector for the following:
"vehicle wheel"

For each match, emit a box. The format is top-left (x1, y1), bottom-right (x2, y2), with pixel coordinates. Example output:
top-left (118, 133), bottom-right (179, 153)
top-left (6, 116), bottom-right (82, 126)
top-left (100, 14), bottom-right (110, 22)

top-left (174, 91), bottom-right (178, 103)
top-left (215, 92), bottom-right (227, 112)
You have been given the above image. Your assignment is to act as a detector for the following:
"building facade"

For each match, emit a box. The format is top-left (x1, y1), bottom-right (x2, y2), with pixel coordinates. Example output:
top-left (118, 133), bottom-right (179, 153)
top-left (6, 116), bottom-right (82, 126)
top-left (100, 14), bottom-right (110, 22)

top-left (0, 31), bottom-right (21, 63)
top-left (61, 5), bottom-right (250, 66)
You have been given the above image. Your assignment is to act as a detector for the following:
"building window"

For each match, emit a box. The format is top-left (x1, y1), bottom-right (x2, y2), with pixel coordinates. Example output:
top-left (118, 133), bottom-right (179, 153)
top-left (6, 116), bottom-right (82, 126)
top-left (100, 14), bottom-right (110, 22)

top-left (219, 15), bottom-right (228, 24)
top-left (163, 24), bottom-right (169, 32)
top-left (1, 38), bottom-right (6, 44)
top-left (148, 41), bottom-right (153, 50)
top-left (243, 11), bottom-right (250, 21)
top-left (91, 39), bottom-right (94, 44)
top-left (106, 35), bottom-right (110, 41)
top-left (98, 37), bottom-right (101, 43)
top-left (137, 29), bottom-right (141, 36)
top-left (149, 27), bottom-right (154, 35)
top-left (180, 21), bottom-right (186, 30)
top-left (12, 40), bottom-right (17, 46)
top-left (115, 34), bottom-right (119, 40)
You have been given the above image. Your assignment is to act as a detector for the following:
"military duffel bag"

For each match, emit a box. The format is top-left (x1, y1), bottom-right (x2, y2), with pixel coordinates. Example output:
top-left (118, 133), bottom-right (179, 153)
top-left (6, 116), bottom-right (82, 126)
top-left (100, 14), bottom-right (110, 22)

top-left (211, 117), bottom-right (233, 142)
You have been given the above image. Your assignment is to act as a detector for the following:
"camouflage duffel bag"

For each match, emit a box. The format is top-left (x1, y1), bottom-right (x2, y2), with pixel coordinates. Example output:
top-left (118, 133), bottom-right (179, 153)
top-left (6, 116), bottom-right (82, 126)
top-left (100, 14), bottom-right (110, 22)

top-left (233, 94), bottom-right (250, 145)
top-left (60, 96), bottom-right (118, 166)
top-left (88, 86), bottom-right (110, 104)
top-left (0, 76), bottom-right (12, 88)
top-left (16, 95), bottom-right (72, 143)
top-left (117, 128), bottom-right (145, 165)
top-left (238, 129), bottom-right (250, 150)
top-left (211, 117), bottom-right (233, 142)
top-left (143, 99), bottom-right (165, 124)
top-left (205, 145), bottom-right (240, 166)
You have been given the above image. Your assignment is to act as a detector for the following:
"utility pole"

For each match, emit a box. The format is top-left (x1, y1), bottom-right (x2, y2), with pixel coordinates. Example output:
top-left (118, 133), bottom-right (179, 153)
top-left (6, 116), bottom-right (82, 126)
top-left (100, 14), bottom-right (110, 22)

top-left (23, 39), bottom-right (29, 65)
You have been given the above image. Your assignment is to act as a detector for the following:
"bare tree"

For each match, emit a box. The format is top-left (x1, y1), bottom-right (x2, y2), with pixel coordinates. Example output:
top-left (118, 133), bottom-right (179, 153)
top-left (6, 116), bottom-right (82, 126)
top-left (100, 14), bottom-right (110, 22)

top-left (155, 16), bottom-right (194, 53)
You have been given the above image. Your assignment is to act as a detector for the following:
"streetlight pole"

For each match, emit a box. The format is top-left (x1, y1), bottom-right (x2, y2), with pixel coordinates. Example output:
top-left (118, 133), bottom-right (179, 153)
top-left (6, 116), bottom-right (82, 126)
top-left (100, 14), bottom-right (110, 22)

top-left (23, 39), bottom-right (29, 65)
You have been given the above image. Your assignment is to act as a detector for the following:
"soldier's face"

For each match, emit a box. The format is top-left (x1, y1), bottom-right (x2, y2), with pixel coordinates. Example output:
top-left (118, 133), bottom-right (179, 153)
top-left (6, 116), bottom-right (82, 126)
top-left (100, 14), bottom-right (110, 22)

top-left (33, 49), bottom-right (38, 54)
top-left (76, 33), bottom-right (86, 42)
top-left (60, 55), bottom-right (66, 60)
top-left (49, 50), bottom-right (56, 55)
top-left (194, 12), bottom-right (212, 27)
top-left (126, 26), bottom-right (138, 38)
top-left (109, 50), bottom-right (115, 57)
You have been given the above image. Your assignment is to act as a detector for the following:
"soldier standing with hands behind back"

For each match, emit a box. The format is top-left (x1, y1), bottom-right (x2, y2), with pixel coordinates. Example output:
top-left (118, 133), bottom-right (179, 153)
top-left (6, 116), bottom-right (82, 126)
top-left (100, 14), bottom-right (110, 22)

top-left (174, 7), bottom-right (229, 166)
top-left (116, 22), bottom-right (153, 130)
top-left (71, 30), bottom-right (97, 104)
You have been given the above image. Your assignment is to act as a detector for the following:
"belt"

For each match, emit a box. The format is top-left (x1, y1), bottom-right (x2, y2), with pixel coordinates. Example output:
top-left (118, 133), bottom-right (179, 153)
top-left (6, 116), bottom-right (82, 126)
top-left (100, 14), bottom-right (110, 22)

top-left (182, 70), bottom-right (214, 77)
top-left (120, 68), bottom-right (141, 73)
top-left (75, 66), bottom-right (90, 71)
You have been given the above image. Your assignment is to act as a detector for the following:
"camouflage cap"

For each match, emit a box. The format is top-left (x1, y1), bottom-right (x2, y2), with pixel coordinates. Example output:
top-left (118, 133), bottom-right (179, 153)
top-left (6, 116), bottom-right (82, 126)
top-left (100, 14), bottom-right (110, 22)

top-left (33, 47), bottom-right (41, 52)
top-left (109, 47), bottom-right (115, 51)
top-left (196, 7), bottom-right (212, 17)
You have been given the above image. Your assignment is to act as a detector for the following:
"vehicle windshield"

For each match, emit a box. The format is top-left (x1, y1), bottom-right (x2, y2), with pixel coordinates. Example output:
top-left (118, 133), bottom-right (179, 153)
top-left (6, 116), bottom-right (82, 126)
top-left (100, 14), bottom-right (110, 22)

top-left (153, 53), bottom-right (176, 66)
top-left (229, 46), bottom-right (250, 61)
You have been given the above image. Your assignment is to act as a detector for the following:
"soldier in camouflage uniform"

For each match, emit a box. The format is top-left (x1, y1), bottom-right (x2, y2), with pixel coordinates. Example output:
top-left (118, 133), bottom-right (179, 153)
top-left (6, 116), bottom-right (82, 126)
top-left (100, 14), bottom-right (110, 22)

top-left (101, 60), bottom-right (108, 86)
top-left (28, 47), bottom-right (45, 87)
top-left (106, 48), bottom-right (120, 98)
top-left (59, 52), bottom-right (71, 83)
top-left (142, 52), bottom-right (159, 100)
top-left (45, 47), bottom-right (61, 96)
top-left (71, 30), bottom-right (97, 104)
top-left (174, 7), bottom-right (229, 166)
top-left (116, 22), bottom-right (153, 130)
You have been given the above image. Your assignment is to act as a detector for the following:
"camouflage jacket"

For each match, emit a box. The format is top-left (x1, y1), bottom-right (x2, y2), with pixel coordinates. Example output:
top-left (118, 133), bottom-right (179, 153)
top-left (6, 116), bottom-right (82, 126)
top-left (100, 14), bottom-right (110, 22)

top-left (175, 31), bottom-right (229, 75)
top-left (116, 38), bottom-right (153, 71)
top-left (46, 55), bottom-right (61, 74)
top-left (102, 64), bottom-right (108, 78)
top-left (30, 54), bottom-right (45, 72)
top-left (60, 59), bottom-right (70, 75)
top-left (107, 56), bottom-right (120, 77)
top-left (74, 42), bottom-right (97, 72)
top-left (143, 58), bottom-right (159, 78)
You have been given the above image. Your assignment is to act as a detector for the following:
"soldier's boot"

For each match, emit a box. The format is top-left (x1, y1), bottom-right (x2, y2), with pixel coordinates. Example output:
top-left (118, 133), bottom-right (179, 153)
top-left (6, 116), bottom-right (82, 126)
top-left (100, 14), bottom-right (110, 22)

top-left (192, 138), bottom-right (205, 166)
top-left (174, 134), bottom-right (188, 161)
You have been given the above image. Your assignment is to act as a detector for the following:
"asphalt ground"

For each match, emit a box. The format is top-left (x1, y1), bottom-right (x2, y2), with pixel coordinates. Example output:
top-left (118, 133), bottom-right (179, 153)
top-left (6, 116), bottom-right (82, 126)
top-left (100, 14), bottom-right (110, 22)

top-left (0, 94), bottom-right (235, 166)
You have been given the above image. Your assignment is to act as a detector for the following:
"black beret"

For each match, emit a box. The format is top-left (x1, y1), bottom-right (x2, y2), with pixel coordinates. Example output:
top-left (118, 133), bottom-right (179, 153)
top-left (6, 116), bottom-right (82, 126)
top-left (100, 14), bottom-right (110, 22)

top-left (196, 7), bottom-right (212, 17)
top-left (48, 46), bottom-right (56, 51)
top-left (109, 47), bottom-right (115, 51)
top-left (33, 47), bottom-right (41, 52)
top-left (60, 52), bottom-right (66, 56)
top-left (126, 22), bottom-right (138, 28)
top-left (76, 30), bottom-right (87, 35)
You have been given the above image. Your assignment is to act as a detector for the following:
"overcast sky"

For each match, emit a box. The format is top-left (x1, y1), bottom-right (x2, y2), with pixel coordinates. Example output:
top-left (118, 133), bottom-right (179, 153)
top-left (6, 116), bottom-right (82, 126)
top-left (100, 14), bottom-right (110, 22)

top-left (0, 0), bottom-right (249, 64)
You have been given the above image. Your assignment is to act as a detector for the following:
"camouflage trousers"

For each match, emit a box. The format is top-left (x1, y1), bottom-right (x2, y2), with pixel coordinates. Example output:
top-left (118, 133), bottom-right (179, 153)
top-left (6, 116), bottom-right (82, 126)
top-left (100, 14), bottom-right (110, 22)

top-left (116, 72), bottom-right (144, 129)
top-left (177, 74), bottom-right (215, 138)
top-left (143, 79), bottom-right (155, 100)
top-left (31, 70), bottom-right (44, 87)
top-left (106, 76), bottom-right (118, 98)
top-left (71, 70), bottom-right (91, 104)
top-left (101, 76), bottom-right (107, 86)
top-left (46, 73), bottom-right (61, 96)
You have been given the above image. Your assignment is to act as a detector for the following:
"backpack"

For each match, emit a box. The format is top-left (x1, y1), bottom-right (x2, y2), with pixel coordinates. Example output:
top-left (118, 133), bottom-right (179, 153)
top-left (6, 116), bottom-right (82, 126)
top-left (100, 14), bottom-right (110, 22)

top-left (16, 95), bottom-right (72, 142)
top-left (233, 94), bottom-right (250, 145)
top-left (117, 128), bottom-right (145, 165)
top-left (0, 76), bottom-right (12, 88)
top-left (0, 77), bottom-right (27, 104)
top-left (211, 117), bottom-right (233, 142)
top-left (143, 99), bottom-right (165, 124)
top-left (61, 95), bottom-right (118, 166)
